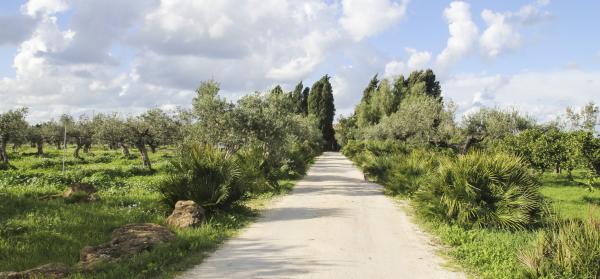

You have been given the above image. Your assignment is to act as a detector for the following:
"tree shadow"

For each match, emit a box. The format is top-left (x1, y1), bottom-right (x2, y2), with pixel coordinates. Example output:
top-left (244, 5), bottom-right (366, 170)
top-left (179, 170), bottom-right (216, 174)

top-left (259, 207), bottom-right (347, 222)
top-left (183, 238), bottom-right (336, 278)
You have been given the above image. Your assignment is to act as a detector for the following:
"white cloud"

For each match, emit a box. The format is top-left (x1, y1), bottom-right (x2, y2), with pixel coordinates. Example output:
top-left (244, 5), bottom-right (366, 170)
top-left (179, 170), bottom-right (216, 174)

top-left (479, 0), bottom-right (551, 59)
top-left (443, 70), bottom-right (600, 122)
top-left (480, 10), bottom-right (521, 59)
top-left (384, 48), bottom-right (432, 78)
top-left (3, 0), bottom-right (386, 121)
top-left (339, 0), bottom-right (407, 41)
top-left (22, 0), bottom-right (67, 17)
top-left (406, 48), bottom-right (432, 70)
top-left (435, 1), bottom-right (479, 73)
top-left (384, 60), bottom-right (406, 78)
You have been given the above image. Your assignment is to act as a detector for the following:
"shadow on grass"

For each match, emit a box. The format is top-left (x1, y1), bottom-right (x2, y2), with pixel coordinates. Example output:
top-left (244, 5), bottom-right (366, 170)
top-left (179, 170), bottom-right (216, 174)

top-left (583, 196), bottom-right (600, 206)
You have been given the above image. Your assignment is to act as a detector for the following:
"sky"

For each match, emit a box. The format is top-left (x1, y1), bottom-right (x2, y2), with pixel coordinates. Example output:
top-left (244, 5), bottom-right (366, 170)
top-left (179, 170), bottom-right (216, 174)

top-left (0, 0), bottom-right (599, 123)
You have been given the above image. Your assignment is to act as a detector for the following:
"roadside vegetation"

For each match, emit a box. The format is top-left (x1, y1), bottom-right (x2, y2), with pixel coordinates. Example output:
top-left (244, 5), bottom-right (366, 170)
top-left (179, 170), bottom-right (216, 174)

top-left (338, 70), bottom-right (600, 278)
top-left (0, 77), bottom-right (336, 278)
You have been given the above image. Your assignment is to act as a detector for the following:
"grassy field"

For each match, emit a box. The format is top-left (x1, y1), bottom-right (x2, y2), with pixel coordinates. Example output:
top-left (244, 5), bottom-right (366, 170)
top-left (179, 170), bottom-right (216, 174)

top-left (0, 146), bottom-right (298, 278)
top-left (413, 170), bottom-right (600, 279)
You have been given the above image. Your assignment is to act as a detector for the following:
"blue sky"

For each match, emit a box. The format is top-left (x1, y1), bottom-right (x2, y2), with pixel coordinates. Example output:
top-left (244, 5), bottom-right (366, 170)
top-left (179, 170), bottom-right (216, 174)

top-left (0, 0), bottom-right (598, 122)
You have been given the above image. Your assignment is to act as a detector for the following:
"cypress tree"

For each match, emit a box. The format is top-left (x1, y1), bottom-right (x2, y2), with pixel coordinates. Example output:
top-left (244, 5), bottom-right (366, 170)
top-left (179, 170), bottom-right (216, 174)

top-left (356, 74), bottom-right (380, 128)
top-left (291, 81), bottom-right (304, 114)
top-left (301, 87), bottom-right (310, 116)
top-left (308, 75), bottom-right (337, 151)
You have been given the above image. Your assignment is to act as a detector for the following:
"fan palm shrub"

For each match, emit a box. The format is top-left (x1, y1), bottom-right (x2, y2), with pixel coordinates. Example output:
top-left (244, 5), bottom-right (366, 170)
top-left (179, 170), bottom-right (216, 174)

top-left (234, 144), bottom-right (272, 196)
top-left (519, 214), bottom-right (600, 278)
top-left (159, 143), bottom-right (240, 209)
top-left (414, 151), bottom-right (545, 230)
top-left (386, 149), bottom-right (439, 196)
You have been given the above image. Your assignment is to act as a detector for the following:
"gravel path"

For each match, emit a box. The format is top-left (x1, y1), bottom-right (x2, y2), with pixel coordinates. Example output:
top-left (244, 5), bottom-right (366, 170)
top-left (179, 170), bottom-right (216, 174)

top-left (179, 152), bottom-right (464, 279)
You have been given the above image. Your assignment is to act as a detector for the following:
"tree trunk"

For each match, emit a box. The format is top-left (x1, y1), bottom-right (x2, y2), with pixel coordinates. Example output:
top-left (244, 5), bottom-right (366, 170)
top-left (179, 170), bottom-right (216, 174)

top-left (136, 143), bottom-right (152, 169)
top-left (555, 163), bottom-right (560, 174)
top-left (36, 140), bottom-right (44, 157)
top-left (55, 141), bottom-right (61, 150)
top-left (0, 139), bottom-right (8, 164)
top-left (12, 144), bottom-right (18, 152)
top-left (149, 143), bottom-right (157, 153)
top-left (120, 143), bottom-right (130, 156)
top-left (83, 143), bottom-right (93, 155)
top-left (73, 143), bottom-right (82, 159)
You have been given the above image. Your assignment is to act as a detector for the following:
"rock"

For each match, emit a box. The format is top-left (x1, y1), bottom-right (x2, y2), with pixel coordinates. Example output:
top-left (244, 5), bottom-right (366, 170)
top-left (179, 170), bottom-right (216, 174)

top-left (0, 263), bottom-right (69, 279)
top-left (63, 183), bottom-right (98, 202)
top-left (78, 223), bottom-right (175, 270)
top-left (166, 200), bottom-right (205, 229)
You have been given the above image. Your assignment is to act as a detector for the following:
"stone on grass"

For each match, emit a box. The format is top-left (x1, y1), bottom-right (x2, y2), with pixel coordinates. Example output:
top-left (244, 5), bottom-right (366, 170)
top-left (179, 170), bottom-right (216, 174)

top-left (0, 263), bottom-right (70, 279)
top-left (77, 223), bottom-right (175, 270)
top-left (166, 200), bottom-right (205, 229)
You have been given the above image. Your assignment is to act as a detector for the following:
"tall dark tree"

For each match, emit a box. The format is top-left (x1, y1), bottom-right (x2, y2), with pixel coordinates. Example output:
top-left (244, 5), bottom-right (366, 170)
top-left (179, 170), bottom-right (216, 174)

top-left (290, 81), bottom-right (304, 114)
top-left (301, 87), bottom-right (310, 116)
top-left (362, 74), bottom-right (379, 102)
top-left (406, 69), bottom-right (441, 100)
top-left (356, 74), bottom-right (380, 128)
top-left (308, 75), bottom-right (337, 151)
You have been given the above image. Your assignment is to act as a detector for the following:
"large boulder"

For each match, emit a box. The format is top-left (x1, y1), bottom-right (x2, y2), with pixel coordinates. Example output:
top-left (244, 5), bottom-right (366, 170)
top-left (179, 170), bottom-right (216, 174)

top-left (0, 263), bottom-right (70, 279)
top-left (78, 223), bottom-right (175, 270)
top-left (63, 183), bottom-right (98, 202)
top-left (166, 200), bottom-right (205, 229)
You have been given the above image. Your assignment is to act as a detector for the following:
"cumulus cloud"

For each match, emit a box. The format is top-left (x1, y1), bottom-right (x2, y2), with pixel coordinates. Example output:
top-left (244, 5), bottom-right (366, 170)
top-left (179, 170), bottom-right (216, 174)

top-left (41, 0), bottom-right (157, 65)
top-left (0, 14), bottom-right (37, 45)
top-left (442, 70), bottom-right (600, 122)
top-left (479, 0), bottom-right (551, 59)
top-left (435, 1), bottom-right (479, 73)
top-left (339, 0), bottom-right (408, 41)
top-left (384, 47), bottom-right (432, 78)
top-left (22, 0), bottom-right (67, 17)
top-left (2, 0), bottom-right (411, 122)
top-left (479, 10), bottom-right (521, 59)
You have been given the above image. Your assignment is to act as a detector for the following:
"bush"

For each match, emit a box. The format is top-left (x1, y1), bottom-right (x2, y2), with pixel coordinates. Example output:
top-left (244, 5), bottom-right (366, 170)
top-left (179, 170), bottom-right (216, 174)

top-left (415, 151), bottom-right (545, 230)
top-left (386, 149), bottom-right (439, 196)
top-left (233, 144), bottom-right (272, 196)
top-left (159, 144), bottom-right (240, 209)
top-left (519, 215), bottom-right (600, 278)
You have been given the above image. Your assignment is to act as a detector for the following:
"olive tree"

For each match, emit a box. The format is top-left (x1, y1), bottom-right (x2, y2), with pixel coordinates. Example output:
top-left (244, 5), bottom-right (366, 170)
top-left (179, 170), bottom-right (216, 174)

top-left (0, 108), bottom-right (29, 165)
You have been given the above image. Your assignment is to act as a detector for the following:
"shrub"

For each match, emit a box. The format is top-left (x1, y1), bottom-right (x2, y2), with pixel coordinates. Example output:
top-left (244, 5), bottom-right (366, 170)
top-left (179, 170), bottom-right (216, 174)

top-left (519, 215), bottom-right (600, 278)
top-left (159, 143), bottom-right (240, 209)
top-left (233, 144), bottom-right (271, 196)
top-left (386, 149), bottom-right (439, 196)
top-left (415, 151), bottom-right (545, 230)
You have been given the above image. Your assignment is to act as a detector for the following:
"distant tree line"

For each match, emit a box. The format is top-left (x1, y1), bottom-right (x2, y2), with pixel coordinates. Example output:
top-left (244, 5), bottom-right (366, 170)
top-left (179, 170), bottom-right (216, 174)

top-left (0, 75), bottom-right (338, 169)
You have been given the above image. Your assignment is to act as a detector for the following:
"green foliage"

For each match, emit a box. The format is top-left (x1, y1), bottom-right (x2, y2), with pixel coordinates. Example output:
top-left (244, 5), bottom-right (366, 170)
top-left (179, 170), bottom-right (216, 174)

top-left (415, 152), bottom-right (545, 230)
top-left (0, 108), bottom-right (29, 164)
top-left (385, 149), bottom-right (439, 196)
top-left (308, 75), bottom-right (337, 150)
top-left (421, 218), bottom-right (534, 279)
top-left (362, 93), bottom-right (449, 143)
top-left (504, 129), bottom-right (595, 176)
top-left (463, 108), bottom-right (534, 144)
top-left (520, 215), bottom-right (600, 278)
top-left (159, 144), bottom-right (240, 209)
top-left (582, 134), bottom-right (600, 175)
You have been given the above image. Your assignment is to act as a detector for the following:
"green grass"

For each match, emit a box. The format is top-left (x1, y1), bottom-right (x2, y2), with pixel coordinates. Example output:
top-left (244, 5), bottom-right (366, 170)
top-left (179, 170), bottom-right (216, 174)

top-left (539, 171), bottom-right (600, 220)
top-left (0, 145), bottom-right (302, 278)
top-left (407, 170), bottom-right (600, 279)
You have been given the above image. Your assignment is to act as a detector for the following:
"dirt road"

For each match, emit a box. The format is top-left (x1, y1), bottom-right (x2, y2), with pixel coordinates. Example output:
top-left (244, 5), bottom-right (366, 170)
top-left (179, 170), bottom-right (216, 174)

top-left (179, 152), bottom-right (464, 279)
